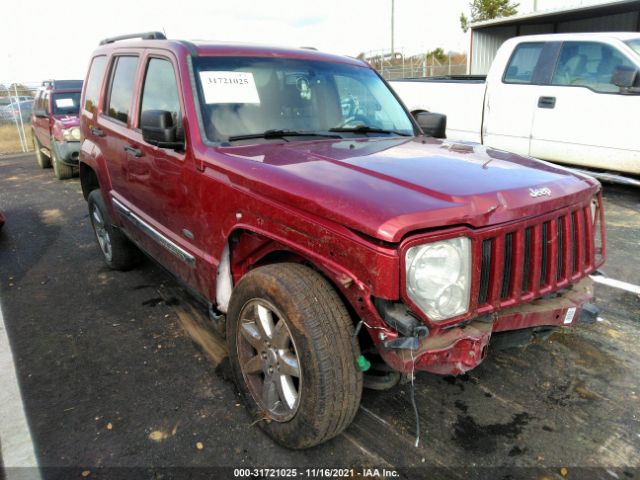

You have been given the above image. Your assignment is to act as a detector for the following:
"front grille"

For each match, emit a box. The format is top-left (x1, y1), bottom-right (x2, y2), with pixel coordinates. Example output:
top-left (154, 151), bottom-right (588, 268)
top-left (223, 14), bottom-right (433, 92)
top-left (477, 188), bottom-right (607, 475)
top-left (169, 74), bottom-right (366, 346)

top-left (477, 202), bottom-right (596, 308)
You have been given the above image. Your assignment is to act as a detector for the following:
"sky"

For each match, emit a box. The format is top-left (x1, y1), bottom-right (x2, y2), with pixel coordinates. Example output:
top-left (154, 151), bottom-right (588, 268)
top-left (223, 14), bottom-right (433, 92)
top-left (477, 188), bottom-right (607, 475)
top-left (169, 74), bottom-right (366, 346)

top-left (0, 0), bottom-right (599, 85)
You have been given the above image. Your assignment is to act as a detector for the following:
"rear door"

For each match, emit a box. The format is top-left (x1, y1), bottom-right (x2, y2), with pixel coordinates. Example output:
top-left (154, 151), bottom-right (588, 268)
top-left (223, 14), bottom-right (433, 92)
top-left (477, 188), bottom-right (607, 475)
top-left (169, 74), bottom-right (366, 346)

top-left (482, 42), bottom-right (545, 156)
top-left (96, 54), bottom-right (141, 207)
top-left (33, 91), bottom-right (52, 147)
top-left (530, 40), bottom-right (640, 175)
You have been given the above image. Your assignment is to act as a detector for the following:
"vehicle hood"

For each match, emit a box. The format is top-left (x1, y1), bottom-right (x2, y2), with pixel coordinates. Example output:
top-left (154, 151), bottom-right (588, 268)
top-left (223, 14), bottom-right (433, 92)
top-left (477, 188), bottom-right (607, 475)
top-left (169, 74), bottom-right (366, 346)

top-left (53, 114), bottom-right (80, 128)
top-left (216, 137), bottom-right (599, 243)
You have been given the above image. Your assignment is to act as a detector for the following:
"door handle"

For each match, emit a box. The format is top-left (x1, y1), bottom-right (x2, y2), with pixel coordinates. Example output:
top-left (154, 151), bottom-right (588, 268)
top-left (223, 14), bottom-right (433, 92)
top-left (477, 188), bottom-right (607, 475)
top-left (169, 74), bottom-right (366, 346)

top-left (537, 96), bottom-right (556, 109)
top-left (124, 145), bottom-right (143, 158)
top-left (90, 127), bottom-right (105, 137)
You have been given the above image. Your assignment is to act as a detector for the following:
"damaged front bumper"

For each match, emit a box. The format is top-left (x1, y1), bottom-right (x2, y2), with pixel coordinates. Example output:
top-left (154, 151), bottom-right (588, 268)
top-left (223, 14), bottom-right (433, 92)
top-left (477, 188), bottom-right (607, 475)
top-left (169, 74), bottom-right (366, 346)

top-left (376, 277), bottom-right (596, 376)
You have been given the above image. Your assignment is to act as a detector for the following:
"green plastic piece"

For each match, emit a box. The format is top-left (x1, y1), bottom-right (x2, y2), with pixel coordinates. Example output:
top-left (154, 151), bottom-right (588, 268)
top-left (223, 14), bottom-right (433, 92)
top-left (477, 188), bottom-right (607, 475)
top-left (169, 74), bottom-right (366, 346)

top-left (357, 355), bottom-right (371, 372)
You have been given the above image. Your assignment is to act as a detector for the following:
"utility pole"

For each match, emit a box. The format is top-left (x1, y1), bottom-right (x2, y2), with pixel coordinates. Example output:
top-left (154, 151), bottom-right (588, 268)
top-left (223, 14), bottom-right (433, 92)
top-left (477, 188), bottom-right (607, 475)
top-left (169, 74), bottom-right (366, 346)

top-left (391, 0), bottom-right (395, 55)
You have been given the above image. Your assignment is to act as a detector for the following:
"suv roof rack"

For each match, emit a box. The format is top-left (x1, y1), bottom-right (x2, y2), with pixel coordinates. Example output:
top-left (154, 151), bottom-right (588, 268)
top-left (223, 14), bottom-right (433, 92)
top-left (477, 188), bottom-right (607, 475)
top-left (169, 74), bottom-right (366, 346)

top-left (99, 31), bottom-right (166, 46)
top-left (41, 79), bottom-right (83, 90)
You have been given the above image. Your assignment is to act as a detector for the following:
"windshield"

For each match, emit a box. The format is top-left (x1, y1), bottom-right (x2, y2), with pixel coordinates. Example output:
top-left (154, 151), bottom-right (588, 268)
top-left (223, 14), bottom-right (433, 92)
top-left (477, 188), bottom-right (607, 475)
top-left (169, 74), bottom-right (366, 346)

top-left (626, 39), bottom-right (640, 57)
top-left (192, 56), bottom-right (415, 143)
top-left (52, 92), bottom-right (81, 115)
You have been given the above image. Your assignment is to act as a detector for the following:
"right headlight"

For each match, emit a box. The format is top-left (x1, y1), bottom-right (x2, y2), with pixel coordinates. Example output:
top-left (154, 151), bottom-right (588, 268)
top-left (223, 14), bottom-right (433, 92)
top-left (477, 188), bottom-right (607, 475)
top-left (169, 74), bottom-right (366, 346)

top-left (405, 236), bottom-right (472, 321)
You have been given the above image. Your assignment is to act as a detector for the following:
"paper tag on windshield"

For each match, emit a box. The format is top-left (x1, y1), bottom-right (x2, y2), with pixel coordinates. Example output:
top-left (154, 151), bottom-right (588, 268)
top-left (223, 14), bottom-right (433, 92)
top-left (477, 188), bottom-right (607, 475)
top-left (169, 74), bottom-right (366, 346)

top-left (55, 98), bottom-right (74, 108)
top-left (199, 71), bottom-right (260, 104)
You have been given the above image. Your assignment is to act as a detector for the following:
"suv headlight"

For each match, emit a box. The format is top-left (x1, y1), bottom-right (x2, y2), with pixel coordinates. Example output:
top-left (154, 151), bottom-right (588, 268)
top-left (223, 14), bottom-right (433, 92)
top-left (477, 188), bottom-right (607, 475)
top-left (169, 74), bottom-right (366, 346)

top-left (405, 237), bottom-right (472, 321)
top-left (62, 127), bottom-right (81, 141)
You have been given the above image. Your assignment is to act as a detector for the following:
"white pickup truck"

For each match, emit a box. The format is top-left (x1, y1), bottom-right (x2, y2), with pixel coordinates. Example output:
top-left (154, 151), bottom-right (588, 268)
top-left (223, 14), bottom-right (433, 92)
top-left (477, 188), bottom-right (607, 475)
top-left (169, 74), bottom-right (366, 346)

top-left (391, 33), bottom-right (640, 176)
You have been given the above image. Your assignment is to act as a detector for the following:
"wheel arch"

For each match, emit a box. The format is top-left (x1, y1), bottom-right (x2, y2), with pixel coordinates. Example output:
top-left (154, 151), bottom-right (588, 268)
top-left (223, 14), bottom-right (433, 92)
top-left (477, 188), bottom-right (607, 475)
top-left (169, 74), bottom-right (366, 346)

top-left (217, 227), bottom-right (365, 325)
top-left (79, 162), bottom-right (100, 200)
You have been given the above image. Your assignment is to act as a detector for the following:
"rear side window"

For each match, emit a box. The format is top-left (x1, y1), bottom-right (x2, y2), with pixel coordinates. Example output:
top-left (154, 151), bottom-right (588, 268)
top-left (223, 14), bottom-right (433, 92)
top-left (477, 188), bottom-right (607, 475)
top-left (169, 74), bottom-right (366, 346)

top-left (551, 41), bottom-right (635, 93)
top-left (139, 58), bottom-right (181, 126)
top-left (84, 56), bottom-right (107, 113)
top-left (106, 56), bottom-right (139, 123)
top-left (504, 43), bottom-right (544, 84)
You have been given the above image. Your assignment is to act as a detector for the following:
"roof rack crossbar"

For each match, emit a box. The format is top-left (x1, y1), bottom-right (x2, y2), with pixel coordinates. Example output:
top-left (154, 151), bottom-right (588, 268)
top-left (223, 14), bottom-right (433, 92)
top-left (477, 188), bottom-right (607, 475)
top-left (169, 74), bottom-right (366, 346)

top-left (99, 31), bottom-right (166, 46)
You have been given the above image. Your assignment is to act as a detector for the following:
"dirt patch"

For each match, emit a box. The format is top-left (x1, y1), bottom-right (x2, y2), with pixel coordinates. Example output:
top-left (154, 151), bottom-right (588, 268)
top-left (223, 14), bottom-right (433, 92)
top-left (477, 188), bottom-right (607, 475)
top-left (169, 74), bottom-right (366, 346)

top-left (40, 208), bottom-right (64, 225)
top-left (0, 123), bottom-right (34, 155)
top-left (157, 286), bottom-right (228, 366)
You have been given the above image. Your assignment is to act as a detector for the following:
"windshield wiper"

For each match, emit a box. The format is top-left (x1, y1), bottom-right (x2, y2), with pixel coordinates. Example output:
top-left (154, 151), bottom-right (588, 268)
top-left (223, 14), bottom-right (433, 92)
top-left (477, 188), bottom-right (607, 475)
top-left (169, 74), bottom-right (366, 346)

top-left (329, 125), bottom-right (412, 137)
top-left (227, 129), bottom-right (342, 142)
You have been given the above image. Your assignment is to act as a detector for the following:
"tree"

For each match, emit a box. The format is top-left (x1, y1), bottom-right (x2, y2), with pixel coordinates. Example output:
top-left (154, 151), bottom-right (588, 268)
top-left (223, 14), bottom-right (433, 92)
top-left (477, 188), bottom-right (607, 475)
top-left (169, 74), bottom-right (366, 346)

top-left (460, 0), bottom-right (519, 32)
top-left (426, 48), bottom-right (447, 64)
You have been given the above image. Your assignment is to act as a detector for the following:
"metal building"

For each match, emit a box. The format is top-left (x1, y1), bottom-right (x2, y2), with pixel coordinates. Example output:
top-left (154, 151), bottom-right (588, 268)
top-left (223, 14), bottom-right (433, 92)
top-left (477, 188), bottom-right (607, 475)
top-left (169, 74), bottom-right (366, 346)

top-left (469, 0), bottom-right (640, 74)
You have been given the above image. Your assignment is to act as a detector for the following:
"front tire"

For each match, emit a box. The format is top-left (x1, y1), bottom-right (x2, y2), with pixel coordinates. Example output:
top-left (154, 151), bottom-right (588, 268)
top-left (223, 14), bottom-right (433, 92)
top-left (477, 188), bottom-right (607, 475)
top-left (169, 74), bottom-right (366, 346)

top-left (51, 142), bottom-right (73, 180)
top-left (33, 135), bottom-right (51, 168)
top-left (87, 190), bottom-right (142, 270)
top-left (227, 263), bottom-right (363, 449)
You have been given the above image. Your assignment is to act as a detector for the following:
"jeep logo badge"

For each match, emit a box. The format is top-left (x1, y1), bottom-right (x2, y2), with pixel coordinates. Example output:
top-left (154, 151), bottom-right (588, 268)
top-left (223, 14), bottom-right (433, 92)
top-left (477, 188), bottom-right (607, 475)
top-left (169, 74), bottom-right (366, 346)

top-left (529, 187), bottom-right (552, 198)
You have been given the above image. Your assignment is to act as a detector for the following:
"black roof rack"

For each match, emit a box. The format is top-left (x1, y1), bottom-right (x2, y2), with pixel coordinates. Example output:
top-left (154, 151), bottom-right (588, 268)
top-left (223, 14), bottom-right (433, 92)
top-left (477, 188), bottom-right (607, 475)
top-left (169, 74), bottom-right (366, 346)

top-left (41, 80), bottom-right (83, 90)
top-left (99, 31), bottom-right (166, 46)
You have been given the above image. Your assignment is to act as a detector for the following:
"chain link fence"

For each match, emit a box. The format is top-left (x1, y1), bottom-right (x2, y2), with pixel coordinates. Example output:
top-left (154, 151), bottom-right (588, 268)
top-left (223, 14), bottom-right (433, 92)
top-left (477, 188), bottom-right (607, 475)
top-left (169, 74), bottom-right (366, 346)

top-left (361, 48), bottom-right (468, 80)
top-left (0, 83), bottom-right (38, 155)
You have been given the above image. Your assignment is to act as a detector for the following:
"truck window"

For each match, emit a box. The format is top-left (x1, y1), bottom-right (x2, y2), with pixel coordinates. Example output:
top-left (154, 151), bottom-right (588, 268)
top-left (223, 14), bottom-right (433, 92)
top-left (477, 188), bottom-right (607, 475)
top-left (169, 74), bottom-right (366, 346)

top-left (503, 43), bottom-right (544, 84)
top-left (551, 41), bottom-right (635, 93)
top-left (84, 56), bottom-right (107, 114)
top-left (139, 58), bottom-right (181, 128)
top-left (626, 39), bottom-right (640, 56)
top-left (106, 56), bottom-right (139, 124)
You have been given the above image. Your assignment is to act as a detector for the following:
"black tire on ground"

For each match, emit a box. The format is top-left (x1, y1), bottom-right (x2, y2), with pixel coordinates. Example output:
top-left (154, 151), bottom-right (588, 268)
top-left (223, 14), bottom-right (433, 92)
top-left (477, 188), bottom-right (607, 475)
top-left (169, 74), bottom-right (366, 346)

top-left (33, 135), bottom-right (51, 168)
top-left (87, 190), bottom-right (142, 270)
top-left (51, 142), bottom-right (74, 180)
top-left (226, 263), bottom-right (363, 449)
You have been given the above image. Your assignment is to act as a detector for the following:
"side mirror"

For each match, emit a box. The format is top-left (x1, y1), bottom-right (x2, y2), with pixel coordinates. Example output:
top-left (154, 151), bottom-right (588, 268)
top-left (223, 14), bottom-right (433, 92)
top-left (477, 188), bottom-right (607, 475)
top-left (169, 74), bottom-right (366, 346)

top-left (414, 111), bottom-right (447, 139)
top-left (611, 65), bottom-right (639, 89)
top-left (141, 110), bottom-right (184, 149)
top-left (34, 108), bottom-right (48, 118)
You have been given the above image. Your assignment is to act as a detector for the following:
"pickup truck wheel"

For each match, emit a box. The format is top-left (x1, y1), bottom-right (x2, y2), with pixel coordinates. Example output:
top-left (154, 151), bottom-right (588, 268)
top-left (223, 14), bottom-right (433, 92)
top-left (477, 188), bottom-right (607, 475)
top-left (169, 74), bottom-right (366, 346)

top-left (227, 263), bottom-right (363, 449)
top-left (33, 136), bottom-right (51, 169)
top-left (51, 143), bottom-right (73, 180)
top-left (87, 190), bottom-right (142, 270)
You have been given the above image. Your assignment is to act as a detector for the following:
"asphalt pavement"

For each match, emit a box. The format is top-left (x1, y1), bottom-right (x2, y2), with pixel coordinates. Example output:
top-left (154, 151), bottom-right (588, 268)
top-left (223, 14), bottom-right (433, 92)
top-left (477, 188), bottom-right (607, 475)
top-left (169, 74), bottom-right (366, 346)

top-left (0, 153), bottom-right (639, 480)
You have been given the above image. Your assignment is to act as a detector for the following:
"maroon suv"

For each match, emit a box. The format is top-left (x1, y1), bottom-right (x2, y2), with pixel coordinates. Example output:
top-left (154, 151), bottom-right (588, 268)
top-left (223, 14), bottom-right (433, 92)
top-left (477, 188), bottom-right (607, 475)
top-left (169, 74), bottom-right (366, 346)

top-left (79, 32), bottom-right (605, 449)
top-left (32, 80), bottom-right (83, 179)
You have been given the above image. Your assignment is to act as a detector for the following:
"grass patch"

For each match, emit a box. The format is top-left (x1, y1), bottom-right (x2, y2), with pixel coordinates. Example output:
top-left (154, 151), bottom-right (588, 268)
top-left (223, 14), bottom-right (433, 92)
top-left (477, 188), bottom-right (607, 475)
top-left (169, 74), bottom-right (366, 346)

top-left (0, 123), bottom-right (34, 155)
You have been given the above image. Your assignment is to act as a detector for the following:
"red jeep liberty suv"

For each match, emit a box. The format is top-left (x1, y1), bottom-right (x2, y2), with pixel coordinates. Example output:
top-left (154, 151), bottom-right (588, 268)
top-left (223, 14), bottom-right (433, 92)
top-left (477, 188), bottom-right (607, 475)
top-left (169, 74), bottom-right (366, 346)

top-left (32, 80), bottom-right (83, 179)
top-left (79, 32), bottom-right (605, 449)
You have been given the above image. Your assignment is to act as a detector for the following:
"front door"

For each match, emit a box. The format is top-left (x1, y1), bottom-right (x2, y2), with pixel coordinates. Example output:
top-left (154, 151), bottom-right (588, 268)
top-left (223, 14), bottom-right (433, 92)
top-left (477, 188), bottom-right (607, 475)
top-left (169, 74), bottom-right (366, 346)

top-left (530, 40), bottom-right (640, 175)
top-left (123, 53), bottom-right (202, 291)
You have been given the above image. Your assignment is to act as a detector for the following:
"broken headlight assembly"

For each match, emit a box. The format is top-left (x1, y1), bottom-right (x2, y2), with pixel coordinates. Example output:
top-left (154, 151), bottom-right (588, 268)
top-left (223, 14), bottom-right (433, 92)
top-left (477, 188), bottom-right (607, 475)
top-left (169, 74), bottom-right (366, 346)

top-left (405, 236), bottom-right (471, 321)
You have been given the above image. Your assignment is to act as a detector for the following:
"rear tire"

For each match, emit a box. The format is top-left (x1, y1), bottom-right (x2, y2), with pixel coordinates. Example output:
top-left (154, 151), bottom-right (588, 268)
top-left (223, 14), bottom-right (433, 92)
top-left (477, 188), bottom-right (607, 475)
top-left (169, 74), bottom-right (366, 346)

top-left (33, 135), bottom-right (51, 168)
top-left (227, 263), bottom-right (363, 449)
top-left (51, 142), bottom-right (73, 180)
top-left (87, 190), bottom-right (142, 270)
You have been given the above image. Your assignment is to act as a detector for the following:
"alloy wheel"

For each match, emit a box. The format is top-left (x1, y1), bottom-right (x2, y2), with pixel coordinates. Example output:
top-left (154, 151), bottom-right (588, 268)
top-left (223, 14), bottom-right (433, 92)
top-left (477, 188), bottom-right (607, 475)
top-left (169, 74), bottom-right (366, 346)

top-left (236, 299), bottom-right (301, 422)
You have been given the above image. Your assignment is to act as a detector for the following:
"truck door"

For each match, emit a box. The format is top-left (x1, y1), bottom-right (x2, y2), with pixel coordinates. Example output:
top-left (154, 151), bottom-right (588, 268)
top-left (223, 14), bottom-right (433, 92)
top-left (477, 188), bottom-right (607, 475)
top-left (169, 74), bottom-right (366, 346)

top-left (482, 42), bottom-right (547, 157)
top-left (530, 40), bottom-right (640, 175)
